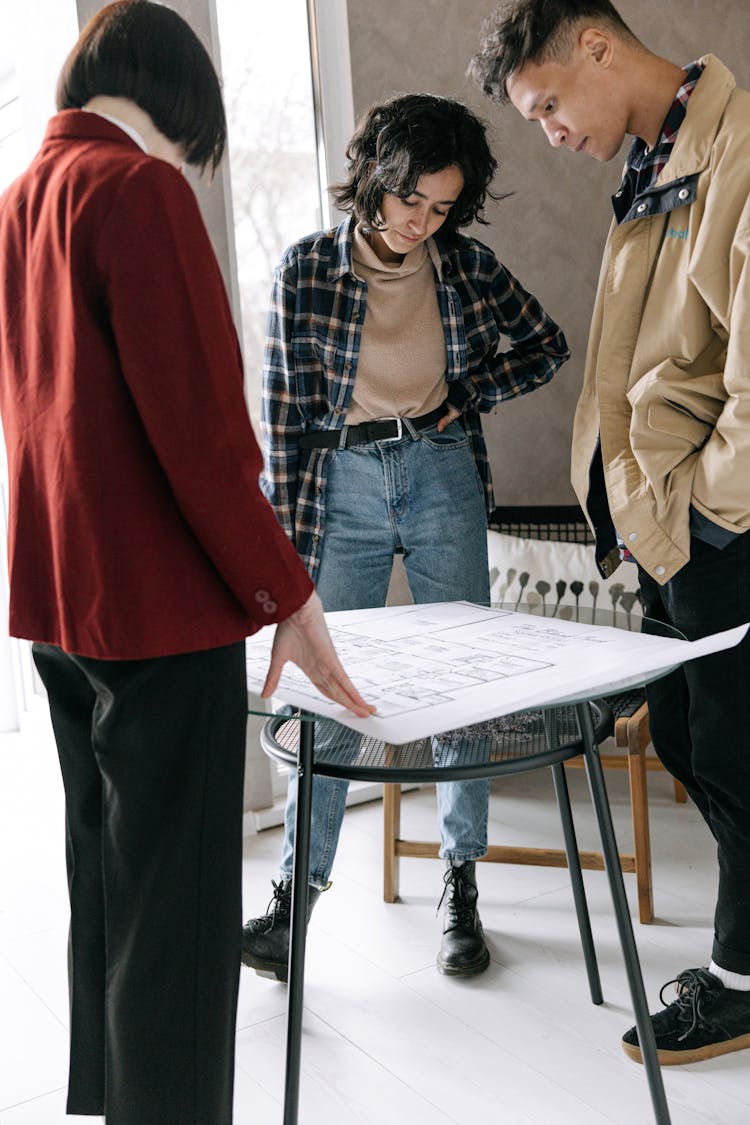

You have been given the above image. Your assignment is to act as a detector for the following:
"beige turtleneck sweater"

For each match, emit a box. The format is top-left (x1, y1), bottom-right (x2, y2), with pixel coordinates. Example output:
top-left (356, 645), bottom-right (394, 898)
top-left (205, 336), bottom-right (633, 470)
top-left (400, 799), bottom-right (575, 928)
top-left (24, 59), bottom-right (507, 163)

top-left (346, 224), bottom-right (448, 425)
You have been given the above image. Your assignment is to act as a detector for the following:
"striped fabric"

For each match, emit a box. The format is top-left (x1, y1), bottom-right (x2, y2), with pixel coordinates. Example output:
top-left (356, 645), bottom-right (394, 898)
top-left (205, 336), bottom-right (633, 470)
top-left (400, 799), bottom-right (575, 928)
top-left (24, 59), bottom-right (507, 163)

top-left (261, 216), bottom-right (569, 575)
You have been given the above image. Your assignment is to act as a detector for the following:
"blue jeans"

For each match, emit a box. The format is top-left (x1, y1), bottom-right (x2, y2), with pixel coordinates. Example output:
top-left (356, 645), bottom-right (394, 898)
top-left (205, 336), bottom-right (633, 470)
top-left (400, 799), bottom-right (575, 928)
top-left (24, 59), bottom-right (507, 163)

top-left (280, 421), bottom-right (491, 886)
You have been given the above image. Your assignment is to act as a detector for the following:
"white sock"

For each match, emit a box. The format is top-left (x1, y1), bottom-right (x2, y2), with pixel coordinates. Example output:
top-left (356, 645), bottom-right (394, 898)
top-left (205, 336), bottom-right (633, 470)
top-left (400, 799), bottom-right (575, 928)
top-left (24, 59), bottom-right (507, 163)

top-left (709, 961), bottom-right (750, 991)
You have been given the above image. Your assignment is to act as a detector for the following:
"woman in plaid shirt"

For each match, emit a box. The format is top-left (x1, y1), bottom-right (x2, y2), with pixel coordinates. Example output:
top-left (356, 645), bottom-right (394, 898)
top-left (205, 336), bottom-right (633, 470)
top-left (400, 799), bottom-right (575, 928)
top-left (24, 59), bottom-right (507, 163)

top-left (243, 93), bottom-right (569, 981)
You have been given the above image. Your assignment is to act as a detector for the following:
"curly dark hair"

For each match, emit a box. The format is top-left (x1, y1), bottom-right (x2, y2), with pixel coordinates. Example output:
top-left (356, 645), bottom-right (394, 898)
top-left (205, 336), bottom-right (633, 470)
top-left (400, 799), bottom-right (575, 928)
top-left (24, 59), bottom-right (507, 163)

top-left (56, 0), bottom-right (226, 174)
top-left (330, 93), bottom-right (500, 242)
top-left (469, 0), bottom-right (639, 104)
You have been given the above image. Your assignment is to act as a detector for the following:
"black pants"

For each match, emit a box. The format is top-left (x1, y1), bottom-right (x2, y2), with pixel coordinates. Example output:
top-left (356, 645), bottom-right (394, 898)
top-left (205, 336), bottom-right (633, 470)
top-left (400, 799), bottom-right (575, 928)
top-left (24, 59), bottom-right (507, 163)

top-left (638, 532), bottom-right (750, 974)
top-left (32, 641), bottom-right (247, 1125)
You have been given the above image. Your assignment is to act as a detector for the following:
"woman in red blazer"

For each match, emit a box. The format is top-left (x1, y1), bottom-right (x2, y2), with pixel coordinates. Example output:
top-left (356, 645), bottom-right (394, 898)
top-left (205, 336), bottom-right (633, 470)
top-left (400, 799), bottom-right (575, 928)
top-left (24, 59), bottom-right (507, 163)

top-left (0, 3), bottom-right (370, 1122)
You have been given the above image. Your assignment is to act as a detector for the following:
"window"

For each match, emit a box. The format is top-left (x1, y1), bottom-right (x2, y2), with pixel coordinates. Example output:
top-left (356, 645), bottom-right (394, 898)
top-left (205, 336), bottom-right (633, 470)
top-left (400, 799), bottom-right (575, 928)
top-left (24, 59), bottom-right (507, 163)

top-left (215, 1), bottom-right (359, 819)
top-left (215, 0), bottom-right (324, 425)
top-left (0, 37), bottom-right (41, 730)
top-left (0, 54), bottom-right (25, 189)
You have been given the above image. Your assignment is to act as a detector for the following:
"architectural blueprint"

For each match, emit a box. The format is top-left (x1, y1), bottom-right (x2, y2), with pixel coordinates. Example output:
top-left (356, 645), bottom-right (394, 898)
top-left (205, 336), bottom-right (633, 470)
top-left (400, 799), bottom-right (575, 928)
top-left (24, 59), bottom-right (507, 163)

top-left (245, 602), bottom-right (748, 744)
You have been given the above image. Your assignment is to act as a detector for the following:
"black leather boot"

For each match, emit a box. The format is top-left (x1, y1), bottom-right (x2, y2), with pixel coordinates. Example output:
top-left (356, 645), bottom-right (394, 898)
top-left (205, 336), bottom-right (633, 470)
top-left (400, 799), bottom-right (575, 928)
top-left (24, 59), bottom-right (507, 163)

top-left (436, 860), bottom-right (490, 976)
top-left (241, 878), bottom-right (322, 983)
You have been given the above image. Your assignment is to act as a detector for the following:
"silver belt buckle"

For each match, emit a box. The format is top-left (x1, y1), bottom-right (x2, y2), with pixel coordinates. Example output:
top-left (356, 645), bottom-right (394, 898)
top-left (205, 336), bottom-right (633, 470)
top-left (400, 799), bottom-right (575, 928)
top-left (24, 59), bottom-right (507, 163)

top-left (380, 416), bottom-right (403, 442)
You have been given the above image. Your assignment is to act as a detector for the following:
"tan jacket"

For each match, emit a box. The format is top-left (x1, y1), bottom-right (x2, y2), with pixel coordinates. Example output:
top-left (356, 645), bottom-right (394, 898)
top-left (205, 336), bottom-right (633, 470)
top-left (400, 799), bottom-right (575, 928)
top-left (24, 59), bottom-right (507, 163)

top-left (572, 56), bottom-right (750, 583)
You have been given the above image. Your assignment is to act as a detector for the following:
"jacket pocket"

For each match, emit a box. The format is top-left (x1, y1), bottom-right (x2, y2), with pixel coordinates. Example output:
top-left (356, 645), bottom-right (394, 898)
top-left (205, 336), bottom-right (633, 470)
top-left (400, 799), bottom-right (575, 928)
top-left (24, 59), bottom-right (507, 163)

top-left (626, 361), bottom-right (722, 480)
top-left (645, 401), bottom-right (711, 453)
top-left (626, 398), bottom-right (704, 508)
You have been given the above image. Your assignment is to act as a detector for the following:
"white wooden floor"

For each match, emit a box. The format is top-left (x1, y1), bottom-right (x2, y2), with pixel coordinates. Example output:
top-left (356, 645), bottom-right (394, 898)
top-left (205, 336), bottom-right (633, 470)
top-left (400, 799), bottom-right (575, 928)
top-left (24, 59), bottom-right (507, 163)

top-left (1, 716), bottom-right (748, 1125)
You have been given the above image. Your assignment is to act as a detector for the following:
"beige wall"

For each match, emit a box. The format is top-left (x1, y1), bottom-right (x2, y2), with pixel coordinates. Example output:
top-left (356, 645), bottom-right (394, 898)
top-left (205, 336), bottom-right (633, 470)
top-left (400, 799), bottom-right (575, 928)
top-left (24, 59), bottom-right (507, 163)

top-left (346, 0), bottom-right (750, 506)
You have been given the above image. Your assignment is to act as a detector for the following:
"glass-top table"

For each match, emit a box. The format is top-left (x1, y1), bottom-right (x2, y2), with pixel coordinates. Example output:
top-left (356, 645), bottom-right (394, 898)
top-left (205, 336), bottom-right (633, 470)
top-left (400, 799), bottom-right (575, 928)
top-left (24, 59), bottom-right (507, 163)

top-left (246, 607), bottom-right (688, 1125)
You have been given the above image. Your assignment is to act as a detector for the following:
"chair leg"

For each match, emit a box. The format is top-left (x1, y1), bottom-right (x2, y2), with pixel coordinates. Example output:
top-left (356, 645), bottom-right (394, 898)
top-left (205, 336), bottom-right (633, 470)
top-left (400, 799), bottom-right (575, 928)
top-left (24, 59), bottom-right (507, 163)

top-left (551, 762), bottom-right (603, 1005)
top-left (576, 704), bottom-right (671, 1125)
top-left (284, 716), bottom-right (315, 1125)
top-left (625, 729), bottom-right (654, 925)
top-left (673, 778), bottom-right (688, 804)
top-left (383, 781), bottom-right (401, 903)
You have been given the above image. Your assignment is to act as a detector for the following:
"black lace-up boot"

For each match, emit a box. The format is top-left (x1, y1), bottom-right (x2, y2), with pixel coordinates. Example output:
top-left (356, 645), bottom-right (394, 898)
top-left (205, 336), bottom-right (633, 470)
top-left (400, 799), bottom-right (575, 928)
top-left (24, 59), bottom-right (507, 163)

top-left (622, 967), bottom-right (750, 1065)
top-left (436, 860), bottom-right (490, 977)
top-left (241, 878), bottom-right (322, 983)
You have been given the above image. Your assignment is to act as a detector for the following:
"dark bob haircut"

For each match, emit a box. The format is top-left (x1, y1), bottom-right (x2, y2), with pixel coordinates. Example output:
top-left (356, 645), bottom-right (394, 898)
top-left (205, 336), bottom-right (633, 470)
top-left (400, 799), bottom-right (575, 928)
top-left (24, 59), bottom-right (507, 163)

top-left (56, 0), bottom-right (226, 174)
top-left (470, 0), bottom-right (638, 104)
top-left (331, 93), bottom-right (500, 243)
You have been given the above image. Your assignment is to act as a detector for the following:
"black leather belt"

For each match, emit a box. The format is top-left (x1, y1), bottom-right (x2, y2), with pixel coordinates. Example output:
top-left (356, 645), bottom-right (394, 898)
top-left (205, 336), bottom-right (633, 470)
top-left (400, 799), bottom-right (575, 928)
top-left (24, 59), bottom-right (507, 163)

top-left (299, 405), bottom-right (448, 450)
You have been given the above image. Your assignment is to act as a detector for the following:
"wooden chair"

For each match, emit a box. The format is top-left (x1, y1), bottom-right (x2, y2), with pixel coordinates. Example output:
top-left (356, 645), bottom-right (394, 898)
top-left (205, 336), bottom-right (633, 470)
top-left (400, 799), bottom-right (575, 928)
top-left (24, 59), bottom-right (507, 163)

top-left (383, 504), bottom-right (687, 924)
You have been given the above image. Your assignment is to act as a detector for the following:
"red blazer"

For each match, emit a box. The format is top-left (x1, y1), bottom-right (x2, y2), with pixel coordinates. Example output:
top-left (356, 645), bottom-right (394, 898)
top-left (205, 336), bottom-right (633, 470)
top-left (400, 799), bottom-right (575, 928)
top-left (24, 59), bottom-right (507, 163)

top-left (0, 111), bottom-right (312, 659)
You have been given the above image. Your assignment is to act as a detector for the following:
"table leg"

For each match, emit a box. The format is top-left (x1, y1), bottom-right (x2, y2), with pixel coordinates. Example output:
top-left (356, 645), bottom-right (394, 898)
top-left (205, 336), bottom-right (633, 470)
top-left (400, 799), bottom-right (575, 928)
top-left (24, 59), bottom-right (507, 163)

top-left (576, 703), bottom-right (671, 1125)
top-left (283, 714), bottom-right (315, 1125)
top-left (544, 710), bottom-right (602, 1004)
top-left (553, 764), bottom-right (604, 1004)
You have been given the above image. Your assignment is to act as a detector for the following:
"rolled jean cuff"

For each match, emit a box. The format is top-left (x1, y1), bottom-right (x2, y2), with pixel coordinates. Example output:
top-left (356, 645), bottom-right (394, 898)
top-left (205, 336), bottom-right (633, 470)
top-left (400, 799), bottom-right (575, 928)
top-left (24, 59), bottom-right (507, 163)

top-left (712, 936), bottom-right (750, 976)
top-left (439, 847), bottom-right (488, 863)
top-left (279, 869), bottom-right (330, 891)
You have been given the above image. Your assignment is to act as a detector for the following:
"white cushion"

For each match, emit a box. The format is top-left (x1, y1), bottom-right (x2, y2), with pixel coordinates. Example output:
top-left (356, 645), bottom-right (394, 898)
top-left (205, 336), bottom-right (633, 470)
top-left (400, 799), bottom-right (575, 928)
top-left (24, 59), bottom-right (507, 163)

top-left (487, 530), bottom-right (641, 621)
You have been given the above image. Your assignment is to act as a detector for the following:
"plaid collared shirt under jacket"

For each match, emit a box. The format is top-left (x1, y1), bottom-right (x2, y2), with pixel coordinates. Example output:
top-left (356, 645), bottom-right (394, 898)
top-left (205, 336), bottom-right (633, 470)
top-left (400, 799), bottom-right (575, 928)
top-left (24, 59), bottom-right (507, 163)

top-left (261, 217), bottom-right (570, 576)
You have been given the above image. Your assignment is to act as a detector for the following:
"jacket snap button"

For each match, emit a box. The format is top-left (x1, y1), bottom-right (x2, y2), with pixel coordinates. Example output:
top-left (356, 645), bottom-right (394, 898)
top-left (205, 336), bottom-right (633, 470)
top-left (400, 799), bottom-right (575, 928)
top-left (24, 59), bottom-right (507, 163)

top-left (655, 565), bottom-right (666, 576)
top-left (628, 532), bottom-right (638, 542)
top-left (678, 188), bottom-right (689, 200)
top-left (636, 202), bottom-right (648, 213)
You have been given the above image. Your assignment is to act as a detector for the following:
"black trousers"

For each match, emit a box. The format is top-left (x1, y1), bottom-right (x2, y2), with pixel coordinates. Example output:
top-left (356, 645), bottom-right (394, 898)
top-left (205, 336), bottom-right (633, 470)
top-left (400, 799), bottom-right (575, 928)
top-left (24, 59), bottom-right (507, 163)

top-left (32, 641), bottom-right (248, 1125)
top-left (638, 531), bottom-right (750, 974)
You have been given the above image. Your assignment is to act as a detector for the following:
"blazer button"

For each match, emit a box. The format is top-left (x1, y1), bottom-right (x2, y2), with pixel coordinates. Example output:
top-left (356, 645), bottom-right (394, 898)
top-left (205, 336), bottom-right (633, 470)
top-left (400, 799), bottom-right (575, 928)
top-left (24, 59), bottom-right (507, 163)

top-left (254, 589), bottom-right (278, 614)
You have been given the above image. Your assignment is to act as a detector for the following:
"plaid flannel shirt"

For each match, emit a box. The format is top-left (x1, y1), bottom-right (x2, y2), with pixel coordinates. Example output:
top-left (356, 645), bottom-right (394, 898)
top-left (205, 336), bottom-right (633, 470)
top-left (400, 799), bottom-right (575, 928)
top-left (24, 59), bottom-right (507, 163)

top-left (260, 216), bottom-right (569, 576)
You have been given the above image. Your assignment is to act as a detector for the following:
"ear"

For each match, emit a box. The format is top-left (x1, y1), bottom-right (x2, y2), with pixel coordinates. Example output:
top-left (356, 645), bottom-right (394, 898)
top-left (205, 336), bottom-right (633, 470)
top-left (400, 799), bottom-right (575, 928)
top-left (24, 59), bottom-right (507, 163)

top-left (578, 26), bottom-right (614, 68)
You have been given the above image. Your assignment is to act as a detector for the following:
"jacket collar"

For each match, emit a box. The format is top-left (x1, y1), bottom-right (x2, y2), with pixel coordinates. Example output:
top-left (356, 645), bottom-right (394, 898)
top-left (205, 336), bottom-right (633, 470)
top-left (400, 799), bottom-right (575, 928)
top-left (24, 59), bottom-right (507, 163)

top-left (612, 56), bottom-right (736, 224)
top-left (42, 109), bottom-right (146, 155)
top-left (655, 54), bottom-right (735, 186)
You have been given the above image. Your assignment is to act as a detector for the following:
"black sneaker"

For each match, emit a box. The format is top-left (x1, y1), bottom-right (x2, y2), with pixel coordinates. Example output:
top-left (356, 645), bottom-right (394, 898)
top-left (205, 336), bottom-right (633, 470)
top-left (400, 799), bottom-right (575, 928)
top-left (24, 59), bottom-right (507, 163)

top-left (622, 967), bottom-right (750, 1065)
top-left (241, 878), bottom-right (322, 983)
top-left (436, 860), bottom-right (490, 977)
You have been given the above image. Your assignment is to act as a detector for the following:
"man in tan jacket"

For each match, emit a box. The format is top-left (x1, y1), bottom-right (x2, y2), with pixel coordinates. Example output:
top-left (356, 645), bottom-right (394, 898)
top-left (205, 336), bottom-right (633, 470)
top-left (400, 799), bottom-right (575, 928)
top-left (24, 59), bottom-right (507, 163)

top-left (472, 0), bottom-right (750, 1068)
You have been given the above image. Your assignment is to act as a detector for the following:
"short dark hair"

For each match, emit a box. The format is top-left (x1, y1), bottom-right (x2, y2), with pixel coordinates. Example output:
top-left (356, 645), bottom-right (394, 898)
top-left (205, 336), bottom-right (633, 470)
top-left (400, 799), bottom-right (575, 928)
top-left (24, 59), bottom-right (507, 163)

top-left (330, 94), bottom-right (500, 243)
top-left (56, 0), bottom-right (226, 174)
top-left (470, 0), bottom-right (638, 104)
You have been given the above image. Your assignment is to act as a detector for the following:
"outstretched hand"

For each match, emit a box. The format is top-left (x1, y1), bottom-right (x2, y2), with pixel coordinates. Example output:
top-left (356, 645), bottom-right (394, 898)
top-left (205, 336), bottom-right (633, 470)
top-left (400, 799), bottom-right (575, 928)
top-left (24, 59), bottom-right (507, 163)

top-left (261, 591), bottom-right (376, 718)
